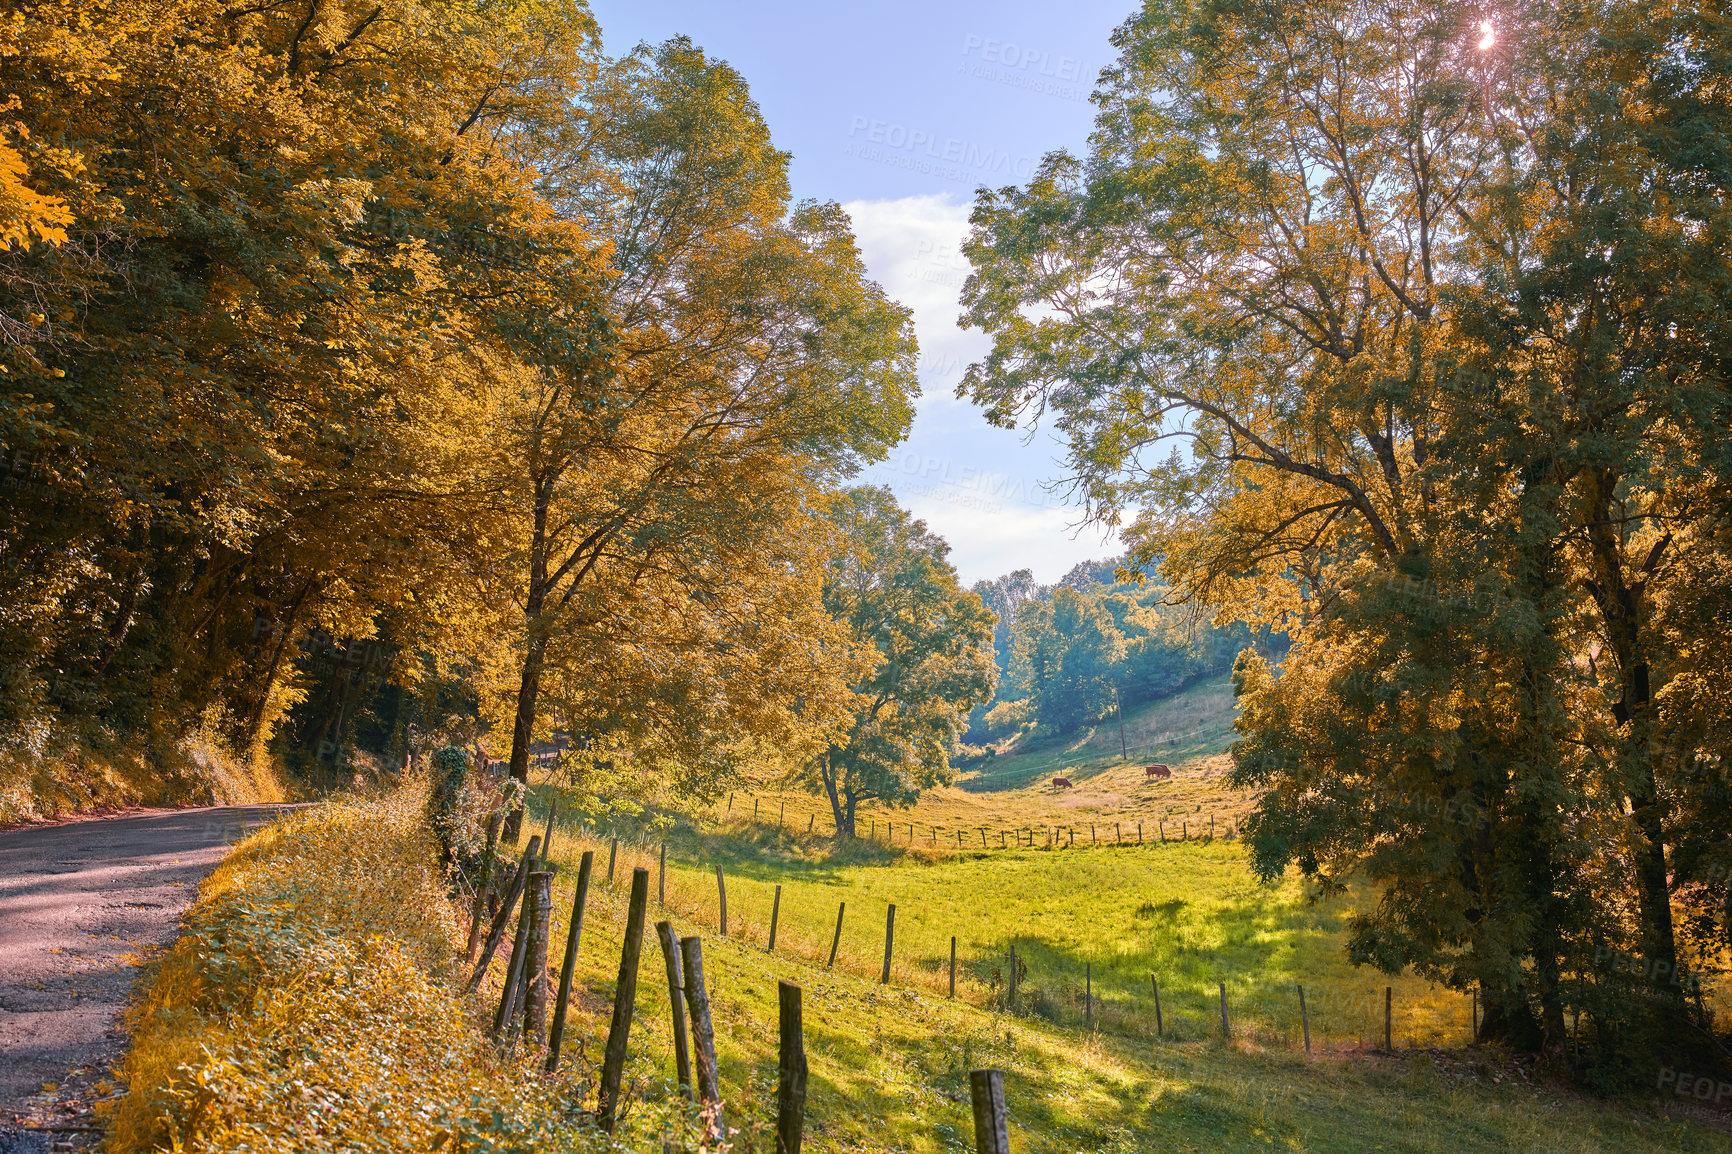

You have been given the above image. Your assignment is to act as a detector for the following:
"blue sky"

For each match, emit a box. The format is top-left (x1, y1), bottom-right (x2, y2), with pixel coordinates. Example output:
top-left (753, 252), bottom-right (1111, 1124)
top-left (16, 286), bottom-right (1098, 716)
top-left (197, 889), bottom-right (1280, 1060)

top-left (589, 0), bottom-right (1135, 585)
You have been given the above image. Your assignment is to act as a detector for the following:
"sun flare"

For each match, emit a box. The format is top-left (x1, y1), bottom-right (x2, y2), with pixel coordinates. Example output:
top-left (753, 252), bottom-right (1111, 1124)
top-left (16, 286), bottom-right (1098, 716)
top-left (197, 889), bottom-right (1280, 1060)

top-left (1478, 19), bottom-right (1497, 50)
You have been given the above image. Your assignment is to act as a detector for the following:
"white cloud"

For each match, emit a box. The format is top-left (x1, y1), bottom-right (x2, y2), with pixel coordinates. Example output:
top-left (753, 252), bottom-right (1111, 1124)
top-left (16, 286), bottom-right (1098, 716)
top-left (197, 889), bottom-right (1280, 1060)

top-left (841, 193), bottom-right (986, 406)
top-left (841, 194), bottom-right (1119, 586)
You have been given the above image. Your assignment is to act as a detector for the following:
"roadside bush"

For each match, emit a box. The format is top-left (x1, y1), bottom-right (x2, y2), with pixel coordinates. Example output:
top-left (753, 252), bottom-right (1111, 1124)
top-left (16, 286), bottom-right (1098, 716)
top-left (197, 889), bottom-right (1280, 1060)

top-left (104, 791), bottom-right (648, 1153)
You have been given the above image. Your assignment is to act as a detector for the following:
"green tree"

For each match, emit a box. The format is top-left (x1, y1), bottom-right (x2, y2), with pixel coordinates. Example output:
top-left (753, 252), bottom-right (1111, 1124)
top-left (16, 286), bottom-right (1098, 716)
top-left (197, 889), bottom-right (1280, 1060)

top-left (954, 0), bottom-right (1732, 1062)
top-left (1006, 587), bottom-right (1123, 733)
top-left (476, 38), bottom-right (919, 837)
top-left (798, 487), bottom-right (995, 837)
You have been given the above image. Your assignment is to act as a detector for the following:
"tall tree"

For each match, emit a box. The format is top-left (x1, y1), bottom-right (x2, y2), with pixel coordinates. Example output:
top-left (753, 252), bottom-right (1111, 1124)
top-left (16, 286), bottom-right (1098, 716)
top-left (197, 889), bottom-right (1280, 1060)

top-left (480, 39), bottom-right (919, 837)
top-left (796, 487), bottom-right (995, 837)
top-left (956, 0), bottom-right (1732, 1060)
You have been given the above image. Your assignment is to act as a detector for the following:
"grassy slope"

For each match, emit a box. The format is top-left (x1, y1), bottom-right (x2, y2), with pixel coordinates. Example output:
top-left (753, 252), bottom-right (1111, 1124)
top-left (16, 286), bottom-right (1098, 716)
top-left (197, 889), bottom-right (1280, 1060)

top-left (509, 677), bottom-right (1728, 1151)
top-left (526, 826), bottom-right (1731, 1152)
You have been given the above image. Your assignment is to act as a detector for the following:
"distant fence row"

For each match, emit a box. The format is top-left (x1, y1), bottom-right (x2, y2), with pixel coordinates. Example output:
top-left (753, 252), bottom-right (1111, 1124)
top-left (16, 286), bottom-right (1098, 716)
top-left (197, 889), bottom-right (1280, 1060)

top-left (532, 818), bottom-right (1492, 1055)
top-left (711, 793), bottom-right (1243, 848)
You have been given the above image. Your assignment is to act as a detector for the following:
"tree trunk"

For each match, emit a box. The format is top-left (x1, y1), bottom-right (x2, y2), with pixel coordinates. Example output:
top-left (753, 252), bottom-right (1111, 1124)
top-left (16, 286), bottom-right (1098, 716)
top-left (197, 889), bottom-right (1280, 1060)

top-left (503, 476), bottom-right (555, 845)
top-left (820, 755), bottom-right (851, 837)
top-left (1582, 473), bottom-right (1680, 999)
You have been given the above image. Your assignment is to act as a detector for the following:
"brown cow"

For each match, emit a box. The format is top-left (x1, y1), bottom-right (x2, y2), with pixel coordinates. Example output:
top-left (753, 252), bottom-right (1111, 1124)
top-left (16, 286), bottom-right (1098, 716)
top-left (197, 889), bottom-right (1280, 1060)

top-left (1145, 764), bottom-right (1172, 779)
top-left (1051, 776), bottom-right (1073, 789)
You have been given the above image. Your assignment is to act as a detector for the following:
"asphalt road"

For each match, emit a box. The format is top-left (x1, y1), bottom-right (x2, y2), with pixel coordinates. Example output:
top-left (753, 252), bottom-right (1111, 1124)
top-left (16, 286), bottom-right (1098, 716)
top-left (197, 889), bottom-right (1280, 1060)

top-left (0, 806), bottom-right (295, 1152)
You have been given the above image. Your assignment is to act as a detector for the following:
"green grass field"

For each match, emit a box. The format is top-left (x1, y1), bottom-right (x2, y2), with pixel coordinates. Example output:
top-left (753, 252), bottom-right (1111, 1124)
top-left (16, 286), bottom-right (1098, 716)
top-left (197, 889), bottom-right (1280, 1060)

top-left (496, 672), bottom-right (1732, 1153)
top-left (514, 822), bottom-right (1731, 1152)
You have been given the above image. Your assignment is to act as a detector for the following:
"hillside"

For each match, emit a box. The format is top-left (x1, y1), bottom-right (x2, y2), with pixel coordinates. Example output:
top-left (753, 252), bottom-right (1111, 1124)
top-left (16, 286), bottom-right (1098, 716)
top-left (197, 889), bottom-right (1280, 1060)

top-left (524, 804), bottom-right (1732, 1152)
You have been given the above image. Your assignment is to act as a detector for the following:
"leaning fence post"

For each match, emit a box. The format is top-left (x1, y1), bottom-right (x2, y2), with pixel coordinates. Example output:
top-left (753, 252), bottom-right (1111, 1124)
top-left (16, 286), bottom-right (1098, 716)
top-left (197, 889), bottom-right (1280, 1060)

top-left (597, 867), bottom-right (650, 1132)
top-left (465, 812), bottom-right (504, 963)
top-left (715, 863), bottom-right (729, 936)
top-left (544, 849), bottom-right (593, 1072)
top-left (827, 901), bottom-right (845, 968)
top-left (1151, 975), bottom-right (1162, 1036)
top-left (492, 874), bottom-right (538, 1039)
top-left (880, 903), bottom-right (896, 984)
top-left (768, 884), bottom-right (782, 953)
top-left (467, 835), bottom-right (540, 993)
top-left (1219, 981), bottom-right (1230, 1039)
top-left (541, 799), bottom-right (559, 862)
top-left (680, 936), bottom-right (724, 1141)
top-left (969, 1069), bottom-right (1010, 1154)
top-left (1298, 983), bottom-right (1311, 1054)
top-left (655, 921), bottom-right (692, 1099)
top-left (776, 981), bottom-right (808, 1154)
top-left (521, 870), bottom-right (554, 1045)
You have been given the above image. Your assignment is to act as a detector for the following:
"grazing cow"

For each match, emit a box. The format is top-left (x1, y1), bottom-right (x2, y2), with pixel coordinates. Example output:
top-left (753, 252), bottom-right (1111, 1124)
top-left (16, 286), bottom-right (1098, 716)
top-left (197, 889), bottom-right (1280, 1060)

top-left (1051, 776), bottom-right (1073, 789)
top-left (1145, 764), bottom-right (1172, 779)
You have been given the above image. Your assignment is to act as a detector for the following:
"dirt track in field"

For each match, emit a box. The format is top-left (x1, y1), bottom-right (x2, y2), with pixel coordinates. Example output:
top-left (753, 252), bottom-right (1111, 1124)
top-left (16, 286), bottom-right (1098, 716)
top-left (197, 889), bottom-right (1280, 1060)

top-left (0, 805), bottom-right (296, 1153)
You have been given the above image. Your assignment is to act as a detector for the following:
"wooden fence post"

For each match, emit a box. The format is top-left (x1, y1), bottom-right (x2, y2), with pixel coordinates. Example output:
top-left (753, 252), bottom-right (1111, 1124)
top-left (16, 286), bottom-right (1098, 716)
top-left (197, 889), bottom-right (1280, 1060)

top-left (541, 799), bottom-right (559, 861)
top-left (465, 812), bottom-right (504, 962)
top-left (728, 792), bottom-right (733, 814)
top-left (1182, 821), bottom-right (1188, 841)
top-left (492, 873), bottom-right (538, 1039)
top-left (780, 799), bottom-right (785, 828)
top-left (654, 922), bottom-right (692, 1099)
top-left (827, 901), bottom-right (845, 968)
top-left (1219, 981), bottom-right (1230, 1039)
top-left (768, 884), bottom-right (782, 953)
top-left (776, 981), bottom-right (808, 1154)
top-left (597, 868), bottom-right (650, 1132)
top-left (880, 904), bottom-right (896, 984)
top-left (808, 814), bottom-right (815, 833)
top-left (545, 850), bottom-right (593, 1072)
top-left (1298, 984), bottom-right (1310, 1054)
top-left (1116, 823), bottom-right (1121, 845)
top-left (521, 870), bottom-right (554, 1045)
top-left (969, 1069), bottom-right (1010, 1154)
top-left (658, 842), bottom-right (666, 905)
top-left (754, 798), bottom-right (760, 822)
top-left (465, 835), bottom-right (540, 992)
top-left (680, 936), bottom-right (724, 1141)
top-left (1384, 986), bottom-right (1392, 1051)
top-left (1008, 944), bottom-right (1018, 1008)
top-left (715, 863), bottom-right (728, 936)
top-left (608, 835), bottom-right (618, 884)
top-left (1138, 822), bottom-right (1143, 845)
top-left (1151, 975), bottom-right (1162, 1036)
top-left (1159, 821), bottom-right (1165, 843)
top-left (949, 936), bottom-right (958, 998)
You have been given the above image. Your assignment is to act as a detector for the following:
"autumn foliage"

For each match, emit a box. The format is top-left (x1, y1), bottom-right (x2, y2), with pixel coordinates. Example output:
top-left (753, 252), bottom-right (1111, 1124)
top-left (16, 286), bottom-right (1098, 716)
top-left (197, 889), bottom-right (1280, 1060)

top-left (0, 3), bottom-right (927, 821)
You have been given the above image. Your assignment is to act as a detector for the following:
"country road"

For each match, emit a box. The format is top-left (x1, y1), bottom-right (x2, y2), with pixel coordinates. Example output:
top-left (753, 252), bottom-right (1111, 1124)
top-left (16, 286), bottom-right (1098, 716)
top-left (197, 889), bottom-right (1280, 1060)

top-left (0, 806), bottom-right (296, 1153)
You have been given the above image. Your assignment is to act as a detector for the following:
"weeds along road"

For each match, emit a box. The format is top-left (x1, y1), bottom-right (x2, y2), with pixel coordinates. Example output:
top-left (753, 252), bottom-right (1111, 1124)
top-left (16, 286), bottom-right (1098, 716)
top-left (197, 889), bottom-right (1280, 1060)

top-left (0, 805), bottom-right (296, 1151)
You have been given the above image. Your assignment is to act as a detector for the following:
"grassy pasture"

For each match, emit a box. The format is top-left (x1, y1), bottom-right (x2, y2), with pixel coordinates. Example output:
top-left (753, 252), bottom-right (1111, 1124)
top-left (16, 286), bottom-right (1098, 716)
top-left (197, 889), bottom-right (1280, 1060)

top-left (523, 818), bottom-right (1731, 1152)
top-left (507, 676), bottom-right (1729, 1149)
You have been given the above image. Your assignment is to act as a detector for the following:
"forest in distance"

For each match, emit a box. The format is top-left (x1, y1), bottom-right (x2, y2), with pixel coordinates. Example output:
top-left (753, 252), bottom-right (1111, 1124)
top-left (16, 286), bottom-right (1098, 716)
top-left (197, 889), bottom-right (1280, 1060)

top-left (1, 0), bottom-right (1731, 1114)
